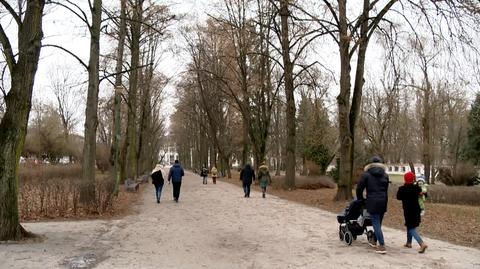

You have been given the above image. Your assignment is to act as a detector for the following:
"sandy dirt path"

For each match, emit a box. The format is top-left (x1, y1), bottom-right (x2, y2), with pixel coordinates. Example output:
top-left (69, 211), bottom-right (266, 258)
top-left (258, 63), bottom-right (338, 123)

top-left (1, 170), bottom-right (479, 269)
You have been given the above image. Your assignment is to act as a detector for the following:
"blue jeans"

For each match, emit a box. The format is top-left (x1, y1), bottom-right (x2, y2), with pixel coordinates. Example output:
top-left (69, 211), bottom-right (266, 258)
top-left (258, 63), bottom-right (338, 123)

top-left (407, 228), bottom-right (423, 244)
top-left (371, 213), bottom-right (385, 246)
top-left (155, 184), bottom-right (163, 201)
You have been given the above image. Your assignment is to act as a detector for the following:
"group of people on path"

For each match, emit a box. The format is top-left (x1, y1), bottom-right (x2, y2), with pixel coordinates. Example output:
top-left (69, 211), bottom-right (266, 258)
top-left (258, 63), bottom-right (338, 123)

top-left (239, 162), bottom-right (272, 198)
top-left (357, 156), bottom-right (428, 255)
top-left (151, 160), bottom-right (185, 203)
top-left (200, 165), bottom-right (217, 185)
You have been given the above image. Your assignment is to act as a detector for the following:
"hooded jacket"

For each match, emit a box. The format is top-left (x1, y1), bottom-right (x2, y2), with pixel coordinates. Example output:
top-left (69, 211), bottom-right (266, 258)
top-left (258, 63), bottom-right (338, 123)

top-left (356, 162), bottom-right (390, 214)
top-left (258, 164), bottom-right (271, 188)
top-left (240, 164), bottom-right (255, 184)
top-left (168, 163), bottom-right (185, 183)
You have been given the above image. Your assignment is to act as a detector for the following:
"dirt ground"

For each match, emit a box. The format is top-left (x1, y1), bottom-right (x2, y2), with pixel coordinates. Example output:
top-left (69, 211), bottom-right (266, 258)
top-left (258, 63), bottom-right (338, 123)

top-left (1, 171), bottom-right (479, 269)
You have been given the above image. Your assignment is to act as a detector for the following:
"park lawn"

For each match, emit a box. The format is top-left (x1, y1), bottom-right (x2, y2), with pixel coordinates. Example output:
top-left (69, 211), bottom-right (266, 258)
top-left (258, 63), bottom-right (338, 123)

top-left (220, 174), bottom-right (480, 249)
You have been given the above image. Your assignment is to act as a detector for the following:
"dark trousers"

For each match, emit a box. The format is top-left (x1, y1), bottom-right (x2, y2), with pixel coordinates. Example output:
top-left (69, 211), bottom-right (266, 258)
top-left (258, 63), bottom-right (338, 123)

top-left (243, 182), bottom-right (251, 197)
top-left (172, 181), bottom-right (182, 200)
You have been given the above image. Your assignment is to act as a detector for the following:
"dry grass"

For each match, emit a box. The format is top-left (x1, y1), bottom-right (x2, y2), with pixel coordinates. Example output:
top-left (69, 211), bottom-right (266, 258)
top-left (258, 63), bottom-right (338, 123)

top-left (221, 172), bottom-right (480, 249)
top-left (18, 164), bottom-right (143, 222)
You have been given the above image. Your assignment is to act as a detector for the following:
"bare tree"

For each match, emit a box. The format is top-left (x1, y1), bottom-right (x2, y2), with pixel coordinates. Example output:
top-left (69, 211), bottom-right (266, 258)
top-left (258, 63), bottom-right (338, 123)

top-left (0, 0), bottom-right (45, 240)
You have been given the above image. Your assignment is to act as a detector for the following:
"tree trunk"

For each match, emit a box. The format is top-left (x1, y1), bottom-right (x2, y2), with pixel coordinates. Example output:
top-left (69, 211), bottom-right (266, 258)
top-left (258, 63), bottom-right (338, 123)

top-left (112, 0), bottom-right (127, 196)
top-left (335, 0), bottom-right (353, 200)
top-left (280, 0), bottom-right (296, 189)
top-left (125, 0), bottom-right (144, 180)
top-left (81, 0), bottom-right (102, 203)
top-left (0, 0), bottom-right (45, 240)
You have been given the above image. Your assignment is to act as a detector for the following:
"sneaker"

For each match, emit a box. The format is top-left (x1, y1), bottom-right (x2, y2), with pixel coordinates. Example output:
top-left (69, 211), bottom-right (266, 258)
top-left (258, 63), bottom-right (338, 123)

top-left (375, 245), bottom-right (387, 254)
top-left (368, 241), bottom-right (377, 248)
top-left (403, 243), bottom-right (412, 248)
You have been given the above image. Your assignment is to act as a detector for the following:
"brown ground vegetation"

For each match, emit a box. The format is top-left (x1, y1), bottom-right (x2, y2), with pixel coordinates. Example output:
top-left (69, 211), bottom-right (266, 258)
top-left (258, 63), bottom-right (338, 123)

top-left (18, 164), bottom-right (144, 222)
top-left (222, 172), bottom-right (480, 249)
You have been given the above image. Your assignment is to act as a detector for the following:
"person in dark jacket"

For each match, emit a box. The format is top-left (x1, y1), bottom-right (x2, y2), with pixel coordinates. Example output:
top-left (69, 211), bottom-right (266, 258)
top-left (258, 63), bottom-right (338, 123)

top-left (240, 164), bottom-right (255, 198)
top-left (168, 160), bottom-right (185, 202)
top-left (397, 171), bottom-right (428, 253)
top-left (200, 165), bottom-right (208, 185)
top-left (356, 156), bottom-right (389, 254)
top-left (151, 164), bottom-right (164, 203)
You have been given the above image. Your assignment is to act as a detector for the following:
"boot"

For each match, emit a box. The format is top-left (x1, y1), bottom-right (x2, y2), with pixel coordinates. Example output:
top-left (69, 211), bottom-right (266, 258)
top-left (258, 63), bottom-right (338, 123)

top-left (419, 243), bottom-right (428, 253)
top-left (403, 243), bottom-right (412, 248)
top-left (375, 245), bottom-right (387, 254)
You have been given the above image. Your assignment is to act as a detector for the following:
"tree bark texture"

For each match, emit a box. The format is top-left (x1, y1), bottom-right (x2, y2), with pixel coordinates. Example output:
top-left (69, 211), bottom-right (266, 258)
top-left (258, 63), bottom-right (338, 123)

top-left (125, 0), bottom-right (144, 180)
top-left (0, 0), bottom-right (45, 240)
top-left (112, 0), bottom-right (127, 196)
top-left (81, 0), bottom-right (103, 203)
top-left (280, 0), bottom-right (296, 189)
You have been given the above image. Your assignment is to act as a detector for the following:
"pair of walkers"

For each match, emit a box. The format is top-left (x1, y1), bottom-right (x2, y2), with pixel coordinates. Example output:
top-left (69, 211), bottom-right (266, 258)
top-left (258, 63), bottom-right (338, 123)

top-left (200, 165), bottom-right (218, 184)
top-left (151, 160), bottom-right (185, 203)
top-left (240, 163), bottom-right (271, 198)
top-left (356, 156), bottom-right (427, 254)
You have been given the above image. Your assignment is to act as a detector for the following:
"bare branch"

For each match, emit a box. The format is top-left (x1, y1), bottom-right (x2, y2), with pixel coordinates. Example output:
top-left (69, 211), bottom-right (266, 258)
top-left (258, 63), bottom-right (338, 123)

top-left (42, 44), bottom-right (89, 70)
top-left (0, 0), bottom-right (21, 25)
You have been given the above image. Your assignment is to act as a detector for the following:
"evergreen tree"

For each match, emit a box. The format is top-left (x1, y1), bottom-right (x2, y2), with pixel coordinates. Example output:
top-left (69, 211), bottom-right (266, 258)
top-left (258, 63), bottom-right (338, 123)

top-left (464, 93), bottom-right (480, 164)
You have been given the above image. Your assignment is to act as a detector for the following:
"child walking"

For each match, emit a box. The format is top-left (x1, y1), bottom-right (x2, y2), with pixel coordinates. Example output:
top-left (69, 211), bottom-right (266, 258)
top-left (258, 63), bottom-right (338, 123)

top-left (397, 171), bottom-right (428, 253)
top-left (258, 162), bottom-right (272, 198)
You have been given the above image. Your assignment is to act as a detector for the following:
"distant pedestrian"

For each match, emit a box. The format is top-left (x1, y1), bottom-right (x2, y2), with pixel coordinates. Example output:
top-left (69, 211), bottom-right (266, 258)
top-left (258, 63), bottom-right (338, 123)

top-left (151, 164), bottom-right (164, 204)
top-left (200, 165), bottom-right (208, 185)
top-left (416, 177), bottom-right (428, 216)
top-left (397, 171), bottom-right (428, 253)
top-left (168, 160), bottom-right (185, 202)
top-left (356, 156), bottom-right (389, 254)
top-left (211, 166), bottom-right (218, 184)
top-left (240, 164), bottom-right (255, 198)
top-left (258, 162), bottom-right (272, 198)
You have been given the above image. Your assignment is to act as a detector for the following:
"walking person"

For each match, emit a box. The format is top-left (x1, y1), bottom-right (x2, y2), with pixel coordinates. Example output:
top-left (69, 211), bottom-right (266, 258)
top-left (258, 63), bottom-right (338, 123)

top-left (397, 171), bottom-right (428, 253)
top-left (168, 160), bottom-right (185, 203)
top-left (240, 164), bottom-right (255, 198)
top-left (356, 156), bottom-right (390, 254)
top-left (258, 162), bottom-right (272, 198)
top-left (211, 166), bottom-right (218, 184)
top-left (151, 164), bottom-right (164, 204)
top-left (200, 165), bottom-right (208, 185)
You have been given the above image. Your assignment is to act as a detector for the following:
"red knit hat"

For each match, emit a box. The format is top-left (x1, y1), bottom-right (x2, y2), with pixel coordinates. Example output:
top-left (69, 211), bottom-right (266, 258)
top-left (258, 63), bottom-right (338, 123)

top-left (404, 171), bottom-right (415, 184)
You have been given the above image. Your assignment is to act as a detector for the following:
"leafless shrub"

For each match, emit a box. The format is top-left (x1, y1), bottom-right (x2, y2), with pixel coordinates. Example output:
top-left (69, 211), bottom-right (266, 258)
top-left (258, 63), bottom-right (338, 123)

top-left (390, 183), bottom-right (480, 206)
top-left (437, 163), bottom-right (478, 186)
top-left (18, 165), bottom-right (117, 220)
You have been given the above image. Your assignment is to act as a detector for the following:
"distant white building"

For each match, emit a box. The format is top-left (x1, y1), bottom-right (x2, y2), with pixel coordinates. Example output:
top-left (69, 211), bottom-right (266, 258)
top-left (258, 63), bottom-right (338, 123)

top-left (386, 163), bottom-right (425, 175)
top-left (159, 144), bottom-right (178, 165)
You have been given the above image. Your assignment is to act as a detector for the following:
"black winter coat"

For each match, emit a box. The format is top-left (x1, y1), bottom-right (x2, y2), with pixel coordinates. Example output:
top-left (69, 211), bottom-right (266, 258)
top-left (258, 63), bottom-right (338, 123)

top-left (240, 165), bottom-right (255, 184)
top-left (356, 163), bottom-right (390, 214)
top-left (151, 170), bottom-right (164, 186)
top-left (396, 184), bottom-right (422, 229)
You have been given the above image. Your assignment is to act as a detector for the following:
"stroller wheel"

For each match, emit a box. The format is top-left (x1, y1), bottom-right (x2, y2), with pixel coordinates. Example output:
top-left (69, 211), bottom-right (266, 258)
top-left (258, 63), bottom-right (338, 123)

top-left (344, 231), bottom-right (353, 245)
top-left (339, 225), bottom-right (344, 241)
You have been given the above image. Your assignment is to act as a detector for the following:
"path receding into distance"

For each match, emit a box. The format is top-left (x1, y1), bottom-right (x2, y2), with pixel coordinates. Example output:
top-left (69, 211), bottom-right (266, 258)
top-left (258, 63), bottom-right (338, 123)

top-left (1, 170), bottom-right (479, 269)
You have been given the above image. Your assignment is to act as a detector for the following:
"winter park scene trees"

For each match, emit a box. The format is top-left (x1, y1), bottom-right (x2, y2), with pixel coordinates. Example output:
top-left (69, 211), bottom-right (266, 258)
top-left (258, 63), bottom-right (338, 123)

top-left (1, 1), bottom-right (480, 268)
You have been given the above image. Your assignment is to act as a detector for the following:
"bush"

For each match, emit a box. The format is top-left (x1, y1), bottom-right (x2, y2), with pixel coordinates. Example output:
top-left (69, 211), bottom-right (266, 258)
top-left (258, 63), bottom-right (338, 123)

top-left (389, 183), bottom-right (480, 206)
top-left (18, 165), bottom-right (117, 220)
top-left (437, 163), bottom-right (478, 186)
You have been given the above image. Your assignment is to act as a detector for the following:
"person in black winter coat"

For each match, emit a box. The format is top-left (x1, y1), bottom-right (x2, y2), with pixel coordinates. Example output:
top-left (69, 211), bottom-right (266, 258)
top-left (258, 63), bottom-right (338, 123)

top-left (356, 156), bottom-right (389, 254)
top-left (397, 171), bottom-right (428, 253)
top-left (200, 165), bottom-right (208, 185)
top-left (168, 160), bottom-right (185, 202)
top-left (151, 165), bottom-right (164, 203)
top-left (240, 164), bottom-right (255, 198)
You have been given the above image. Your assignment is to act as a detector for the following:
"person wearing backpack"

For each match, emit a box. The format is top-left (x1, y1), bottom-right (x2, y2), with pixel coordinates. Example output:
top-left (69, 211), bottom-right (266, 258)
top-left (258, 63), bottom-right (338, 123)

top-left (200, 165), bottom-right (208, 185)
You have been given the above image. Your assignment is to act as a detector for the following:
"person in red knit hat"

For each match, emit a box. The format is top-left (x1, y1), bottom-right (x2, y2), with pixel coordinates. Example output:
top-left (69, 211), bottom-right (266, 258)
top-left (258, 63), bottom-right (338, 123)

top-left (396, 171), bottom-right (428, 253)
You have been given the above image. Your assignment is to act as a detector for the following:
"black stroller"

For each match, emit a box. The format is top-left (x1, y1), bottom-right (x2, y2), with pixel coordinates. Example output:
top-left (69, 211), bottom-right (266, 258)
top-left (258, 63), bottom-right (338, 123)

top-left (337, 199), bottom-right (376, 245)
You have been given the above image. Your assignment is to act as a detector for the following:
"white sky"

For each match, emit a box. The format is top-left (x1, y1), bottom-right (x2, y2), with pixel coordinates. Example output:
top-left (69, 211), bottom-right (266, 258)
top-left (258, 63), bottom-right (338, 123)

top-left (2, 1), bottom-right (479, 135)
